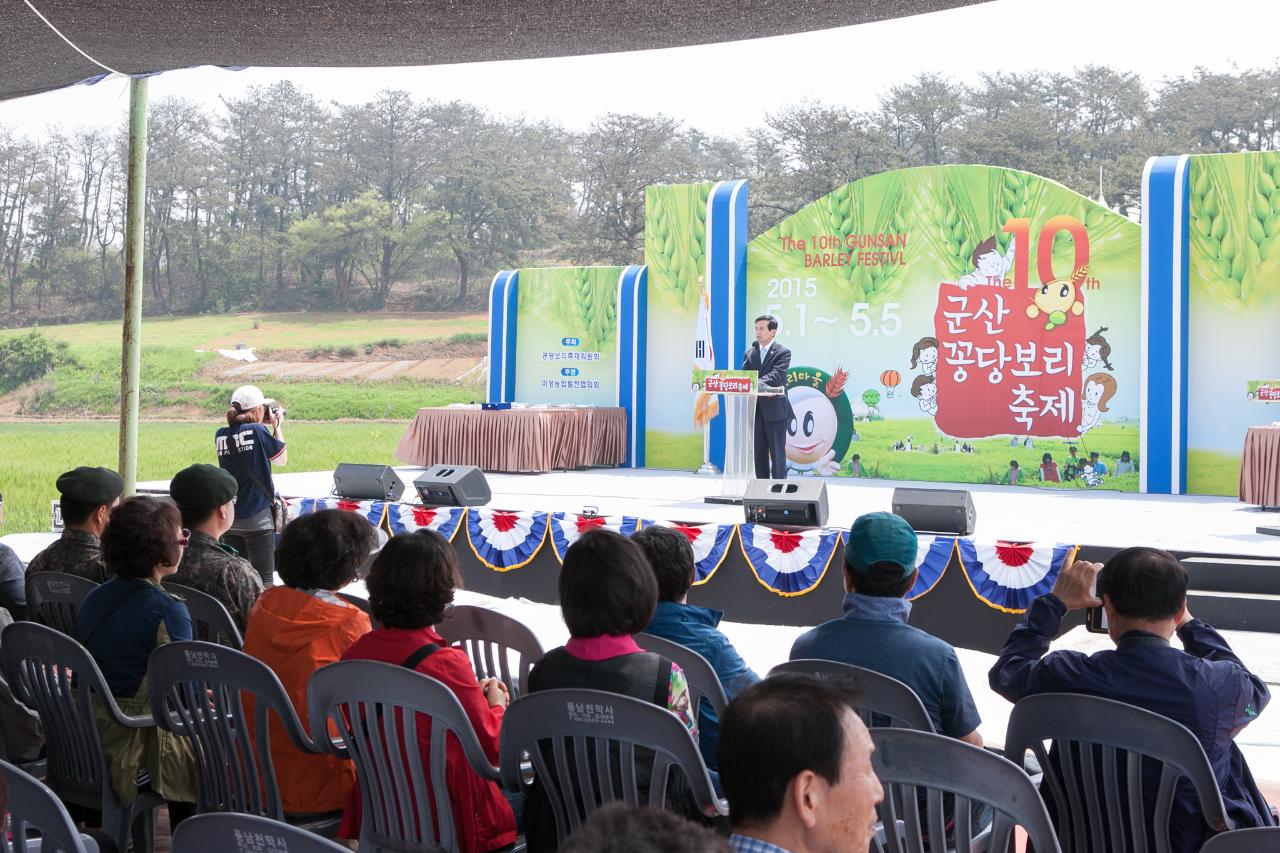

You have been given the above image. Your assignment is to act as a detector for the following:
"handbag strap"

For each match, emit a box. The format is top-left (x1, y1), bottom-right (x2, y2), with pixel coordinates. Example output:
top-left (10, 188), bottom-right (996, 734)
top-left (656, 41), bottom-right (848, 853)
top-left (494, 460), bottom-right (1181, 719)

top-left (400, 642), bottom-right (440, 670)
top-left (79, 582), bottom-right (150, 645)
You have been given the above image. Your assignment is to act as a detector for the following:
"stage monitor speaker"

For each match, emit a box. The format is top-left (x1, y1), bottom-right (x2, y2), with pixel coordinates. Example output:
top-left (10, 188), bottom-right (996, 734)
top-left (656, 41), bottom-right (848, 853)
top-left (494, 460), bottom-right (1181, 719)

top-left (743, 479), bottom-right (828, 527)
top-left (332, 463), bottom-right (405, 501)
top-left (891, 487), bottom-right (976, 535)
top-left (414, 465), bottom-right (491, 507)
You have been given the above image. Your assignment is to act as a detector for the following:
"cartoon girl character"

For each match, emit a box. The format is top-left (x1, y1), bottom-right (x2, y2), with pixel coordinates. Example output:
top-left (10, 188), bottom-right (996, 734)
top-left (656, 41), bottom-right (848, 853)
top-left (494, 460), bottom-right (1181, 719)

top-left (957, 235), bottom-right (1017, 289)
top-left (1027, 265), bottom-right (1087, 331)
top-left (910, 374), bottom-right (938, 417)
top-left (1078, 372), bottom-right (1118, 435)
top-left (909, 336), bottom-right (939, 376)
top-left (785, 369), bottom-right (849, 475)
top-left (1083, 327), bottom-right (1115, 371)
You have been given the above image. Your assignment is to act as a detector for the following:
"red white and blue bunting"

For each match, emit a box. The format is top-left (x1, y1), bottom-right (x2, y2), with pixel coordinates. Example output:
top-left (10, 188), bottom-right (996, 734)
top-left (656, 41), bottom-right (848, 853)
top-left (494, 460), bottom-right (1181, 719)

top-left (549, 514), bottom-right (647, 562)
top-left (466, 508), bottom-right (549, 572)
top-left (291, 497), bottom-right (389, 529)
top-left (957, 540), bottom-right (1079, 613)
top-left (652, 520), bottom-right (738, 585)
top-left (907, 536), bottom-right (957, 601)
top-left (387, 504), bottom-right (467, 542)
top-left (739, 524), bottom-right (842, 597)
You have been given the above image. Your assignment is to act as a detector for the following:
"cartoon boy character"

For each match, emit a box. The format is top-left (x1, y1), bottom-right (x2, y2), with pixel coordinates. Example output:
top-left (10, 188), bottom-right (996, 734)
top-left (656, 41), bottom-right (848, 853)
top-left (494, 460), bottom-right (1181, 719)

top-left (909, 336), bottom-right (939, 376)
top-left (957, 235), bottom-right (1017, 289)
top-left (1027, 265), bottom-right (1087, 331)
top-left (910, 374), bottom-right (937, 417)
top-left (785, 370), bottom-right (849, 476)
top-left (1083, 326), bottom-right (1115, 371)
top-left (1080, 462), bottom-right (1104, 488)
top-left (1078, 372), bottom-right (1117, 435)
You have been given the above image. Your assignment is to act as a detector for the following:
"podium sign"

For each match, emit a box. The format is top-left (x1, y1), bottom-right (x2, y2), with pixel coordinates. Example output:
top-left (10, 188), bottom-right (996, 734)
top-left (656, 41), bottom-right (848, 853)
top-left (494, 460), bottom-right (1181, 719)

top-left (692, 369), bottom-right (757, 396)
top-left (692, 369), bottom-right (776, 502)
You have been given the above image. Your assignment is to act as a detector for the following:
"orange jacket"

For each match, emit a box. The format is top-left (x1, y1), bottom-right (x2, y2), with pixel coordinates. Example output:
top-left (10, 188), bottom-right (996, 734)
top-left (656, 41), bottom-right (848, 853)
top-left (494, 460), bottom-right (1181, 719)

top-left (244, 585), bottom-right (371, 815)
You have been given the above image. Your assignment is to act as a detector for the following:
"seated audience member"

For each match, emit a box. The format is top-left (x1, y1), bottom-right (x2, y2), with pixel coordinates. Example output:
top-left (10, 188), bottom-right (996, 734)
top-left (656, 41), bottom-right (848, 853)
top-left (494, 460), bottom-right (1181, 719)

top-left (718, 674), bottom-right (882, 853)
top-left (72, 496), bottom-right (197, 823)
top-left (26, 466), bottom-right (124, 583)
top-left (243, 509), bottom-right (373, 816)
top-left (989, 547), bottom-right (1276, 850)
top-left (0, 489), bottom-right (26, 619)
top-left (633, 524), bottom-right (759, 771)
top-left (559, 802), bottom-right (731, 853)
top-left (338, 529), bottom-right (515, 853)
top-left (525, 528), bottom-right (700, 852)
top-left (168, 463), bottom-right (264, 632)
top-left (790, 512), bottom-right (983, 746)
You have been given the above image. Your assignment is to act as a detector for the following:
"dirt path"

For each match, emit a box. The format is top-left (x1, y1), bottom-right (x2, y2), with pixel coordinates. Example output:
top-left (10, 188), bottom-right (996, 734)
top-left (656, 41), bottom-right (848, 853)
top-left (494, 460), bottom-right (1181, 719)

top-left (212, 356), bottom-right (485, 383)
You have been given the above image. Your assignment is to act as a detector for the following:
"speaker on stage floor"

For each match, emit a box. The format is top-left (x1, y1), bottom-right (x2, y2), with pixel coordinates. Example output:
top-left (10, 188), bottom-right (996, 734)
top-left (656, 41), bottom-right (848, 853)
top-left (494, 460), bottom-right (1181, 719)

top-left (743, 479), bottom-right (828, 527)
top-left (414, 465), bottom-right (491, 507)
top-left (332, 463), bottom-right (405, 501)
top-left (892, 487), bottom-right (976, 535)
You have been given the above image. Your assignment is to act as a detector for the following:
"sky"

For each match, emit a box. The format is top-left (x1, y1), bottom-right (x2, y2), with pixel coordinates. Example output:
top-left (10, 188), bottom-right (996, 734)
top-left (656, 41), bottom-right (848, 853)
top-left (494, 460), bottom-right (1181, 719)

top-left (0, 0), bottom-right (1276, 139)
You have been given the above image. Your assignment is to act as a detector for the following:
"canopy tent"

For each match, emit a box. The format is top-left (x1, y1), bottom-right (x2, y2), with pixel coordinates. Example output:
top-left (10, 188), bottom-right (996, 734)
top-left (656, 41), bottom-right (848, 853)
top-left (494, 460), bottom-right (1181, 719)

top-left (2, 0), bottom-right (988, 102)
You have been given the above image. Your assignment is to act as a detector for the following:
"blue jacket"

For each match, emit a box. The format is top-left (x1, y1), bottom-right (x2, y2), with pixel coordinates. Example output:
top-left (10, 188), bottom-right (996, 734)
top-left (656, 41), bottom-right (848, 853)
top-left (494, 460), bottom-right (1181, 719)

top-left (990, 594), bottom-right (1274, 851)
top-left (645, 601), bottom-right (760, 770)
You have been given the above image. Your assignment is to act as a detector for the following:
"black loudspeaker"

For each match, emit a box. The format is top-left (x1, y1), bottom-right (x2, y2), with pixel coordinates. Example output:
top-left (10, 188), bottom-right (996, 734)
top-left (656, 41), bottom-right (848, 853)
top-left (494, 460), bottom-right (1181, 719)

top-left (332, 463), bottom-right (405, 501)
top-left (743, 479), bottom-right (829, 527)
top-left (891, 487), bottom-right (976, 535)
top-left (414, 465), bottom-right (492, 507)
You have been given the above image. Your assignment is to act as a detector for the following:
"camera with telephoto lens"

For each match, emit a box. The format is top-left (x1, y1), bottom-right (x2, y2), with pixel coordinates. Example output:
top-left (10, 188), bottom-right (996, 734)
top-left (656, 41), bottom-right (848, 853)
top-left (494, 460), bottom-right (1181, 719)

top-left (269, 403), bottom-right (287, 422)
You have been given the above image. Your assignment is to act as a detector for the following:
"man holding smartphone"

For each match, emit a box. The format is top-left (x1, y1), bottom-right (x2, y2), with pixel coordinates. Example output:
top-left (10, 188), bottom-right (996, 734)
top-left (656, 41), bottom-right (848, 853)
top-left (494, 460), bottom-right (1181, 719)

top-left (989, 548), bottom-right (1275, 849)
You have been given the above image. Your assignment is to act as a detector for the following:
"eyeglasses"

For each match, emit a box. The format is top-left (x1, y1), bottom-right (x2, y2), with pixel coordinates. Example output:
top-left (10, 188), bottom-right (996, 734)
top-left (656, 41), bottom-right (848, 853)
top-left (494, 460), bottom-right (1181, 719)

top-left (176, 528), bottom-right (191, 547)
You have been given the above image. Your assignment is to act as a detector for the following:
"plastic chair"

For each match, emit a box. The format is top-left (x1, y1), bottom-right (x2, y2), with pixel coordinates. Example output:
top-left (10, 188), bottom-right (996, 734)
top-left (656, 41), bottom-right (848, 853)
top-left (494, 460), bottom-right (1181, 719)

top-left (1004, 692), bottom-right (1234, 852)
top-left (1200, 827), bottom-right (1280, 851)
top-left (437, 604), bottom-right (544, 699)
top-left (870, 728), bottom-right (1061, 853)
top-left (335, 592), bottom-right (380, 629)
top-left (0, 621), bottom-right (162, 853)
top-left (24, 573), bottom-right (99, 635)
top-left (308, 659), bottom-right (503, 853)
top-left (635, 632), bottom-right (728, 718)
top-left (161, 582), bottom-right (244, 650)
top-left (171, 812), bottom-right (349, 853)
top-left (146, 641), bottom-right (341, 837)
top-left (498, 687), bottom-right (726, 847)
top-left (770, 659), bottom-right (935, 732)
top-left (0, 757), bottom-right (101, 852)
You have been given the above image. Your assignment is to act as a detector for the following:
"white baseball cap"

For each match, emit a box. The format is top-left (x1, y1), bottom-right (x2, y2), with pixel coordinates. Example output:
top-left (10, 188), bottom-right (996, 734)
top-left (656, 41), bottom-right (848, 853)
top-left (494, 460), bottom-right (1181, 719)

top-left (230, 385), bottom-right (275, 409)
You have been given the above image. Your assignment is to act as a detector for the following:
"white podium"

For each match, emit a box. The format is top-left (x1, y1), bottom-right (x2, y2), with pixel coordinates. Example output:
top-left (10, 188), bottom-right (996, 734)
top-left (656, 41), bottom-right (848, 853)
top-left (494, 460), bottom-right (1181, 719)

top-left (692, 370), bottom-right (784, 504)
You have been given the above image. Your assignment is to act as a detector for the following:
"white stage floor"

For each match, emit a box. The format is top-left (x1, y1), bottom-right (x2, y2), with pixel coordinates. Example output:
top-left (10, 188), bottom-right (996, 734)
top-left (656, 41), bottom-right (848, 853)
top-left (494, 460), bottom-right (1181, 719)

top-left (262, 466), bottom-right (1280, 557)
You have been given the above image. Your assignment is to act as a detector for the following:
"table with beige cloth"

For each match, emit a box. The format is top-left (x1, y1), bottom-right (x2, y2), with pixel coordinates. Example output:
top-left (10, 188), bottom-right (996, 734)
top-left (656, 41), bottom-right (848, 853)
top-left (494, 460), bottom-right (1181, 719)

top-left (1239, 425), bottom-right (1280, 507)
top-left (395, 405), bottom-right (627, 472)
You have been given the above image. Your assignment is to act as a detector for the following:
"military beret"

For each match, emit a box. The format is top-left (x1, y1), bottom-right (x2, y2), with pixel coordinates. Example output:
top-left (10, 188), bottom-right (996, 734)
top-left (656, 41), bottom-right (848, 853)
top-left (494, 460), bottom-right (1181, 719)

top-left (55, 466), bottom-right (124, 504)
top-left (169, 464), bottom-right (238, 511)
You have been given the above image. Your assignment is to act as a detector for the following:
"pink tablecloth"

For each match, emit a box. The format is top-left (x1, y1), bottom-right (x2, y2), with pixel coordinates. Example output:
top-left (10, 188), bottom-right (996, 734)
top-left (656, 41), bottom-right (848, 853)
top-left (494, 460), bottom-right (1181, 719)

top-left (395, 406), bottom-right (627, 473)
top-left (1239, 426), bottom-right (1280, 506)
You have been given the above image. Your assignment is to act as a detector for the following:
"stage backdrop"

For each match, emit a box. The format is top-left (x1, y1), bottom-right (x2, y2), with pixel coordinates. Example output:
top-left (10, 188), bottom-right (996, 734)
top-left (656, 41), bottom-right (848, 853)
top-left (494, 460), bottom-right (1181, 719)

top-left (1185, 151), bottom-right (1280, 496)
top-left (512, 266), bottom-right (623, 406)
top-left (745, 165), bottom-right (1142, 490)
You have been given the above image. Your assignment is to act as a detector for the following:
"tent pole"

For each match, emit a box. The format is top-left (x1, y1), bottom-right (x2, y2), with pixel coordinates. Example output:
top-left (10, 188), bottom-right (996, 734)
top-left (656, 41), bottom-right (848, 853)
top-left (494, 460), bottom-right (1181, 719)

top-left (118, 77), bottom-right (148, 495)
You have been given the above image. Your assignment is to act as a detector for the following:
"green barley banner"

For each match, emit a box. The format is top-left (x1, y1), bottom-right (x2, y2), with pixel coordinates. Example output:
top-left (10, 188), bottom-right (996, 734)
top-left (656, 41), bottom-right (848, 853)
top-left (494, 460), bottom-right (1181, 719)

top-left (1186, 152), bottom-right (1280, 495)
top-left (513, 266), bottom-right (622, 406)
top-left (745, 165), bottom-right (1142, 490)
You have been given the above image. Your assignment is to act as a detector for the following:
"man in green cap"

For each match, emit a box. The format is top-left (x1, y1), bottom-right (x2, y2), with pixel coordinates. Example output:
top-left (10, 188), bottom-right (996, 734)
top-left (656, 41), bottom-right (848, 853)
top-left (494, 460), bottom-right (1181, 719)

top-left (789, 511), bottom-right (984, 748)
top-left (168, 463), bottom-right (264, 632)
top-left (26, 466), bottom-right (124, 583)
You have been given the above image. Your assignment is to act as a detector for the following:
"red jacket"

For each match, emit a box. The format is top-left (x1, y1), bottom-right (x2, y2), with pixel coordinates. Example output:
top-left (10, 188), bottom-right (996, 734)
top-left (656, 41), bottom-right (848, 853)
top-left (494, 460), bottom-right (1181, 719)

top-left (337, 625), bottom-right (516, 853)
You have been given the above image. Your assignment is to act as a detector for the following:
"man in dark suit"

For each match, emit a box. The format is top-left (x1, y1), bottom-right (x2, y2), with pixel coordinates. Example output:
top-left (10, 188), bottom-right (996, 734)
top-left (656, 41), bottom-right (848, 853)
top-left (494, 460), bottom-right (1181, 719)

top-left (741, 314), bottom-right (795, 479)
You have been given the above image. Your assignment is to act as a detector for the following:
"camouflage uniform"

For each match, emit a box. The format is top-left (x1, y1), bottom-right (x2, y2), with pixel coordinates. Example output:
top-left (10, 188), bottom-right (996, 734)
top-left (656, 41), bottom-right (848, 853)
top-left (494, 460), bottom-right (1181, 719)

top-left (25, 528), bottom-right (110, 584)
top-left (170, 530), bottom-right (264, 632)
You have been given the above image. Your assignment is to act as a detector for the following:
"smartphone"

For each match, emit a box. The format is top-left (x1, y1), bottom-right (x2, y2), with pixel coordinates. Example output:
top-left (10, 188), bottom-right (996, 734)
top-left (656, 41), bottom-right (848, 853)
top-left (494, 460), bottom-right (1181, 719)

top-left (1085, 577), bottom-right (1108, 633)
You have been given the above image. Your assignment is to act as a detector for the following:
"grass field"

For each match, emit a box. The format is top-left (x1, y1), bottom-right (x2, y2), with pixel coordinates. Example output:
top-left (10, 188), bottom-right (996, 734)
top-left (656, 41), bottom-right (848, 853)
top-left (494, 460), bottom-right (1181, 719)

top-left (1187, 448), bottom-right (1240, 497)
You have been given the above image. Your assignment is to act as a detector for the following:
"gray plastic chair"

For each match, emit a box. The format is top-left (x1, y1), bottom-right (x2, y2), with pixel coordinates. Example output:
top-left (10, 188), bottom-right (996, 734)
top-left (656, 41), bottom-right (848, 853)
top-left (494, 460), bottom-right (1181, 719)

top-left (171, 812), bottom-right (349, 853)
top-left (0, 621), bottom-right (161, 853)
top-left (1004, 692), bottom-right (1234, 852)
top-left (770, 659), bottom-right (935, 732)
top-left (308, 659), bottom-right (503, 853)
top-left (161, 582), bottom-right (243, 650)
top-left (870, 728), bottom-right (1061, 853)
top-left (24, 573), bottom-right (99, 635)
top-left (437, 604), bottom-right (544, 699)
top-left (335, 592), bottom-right (381, 629)
top-left (1200, 827), bottom-right (1280, 851)
top-left (0, 757), bottom-right (101, 853)
top-left (146, 641), bottom-right (341, 837)
top-left (498, 687), bottom-right (726, 847)
top-left (635, 632), bottom-right (728, 718)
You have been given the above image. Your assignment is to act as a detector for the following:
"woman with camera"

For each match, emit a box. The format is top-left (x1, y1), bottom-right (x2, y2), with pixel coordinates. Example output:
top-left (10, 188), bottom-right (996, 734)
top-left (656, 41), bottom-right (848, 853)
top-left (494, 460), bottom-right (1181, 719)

top-left (216, 385), bottom-right (287, 585)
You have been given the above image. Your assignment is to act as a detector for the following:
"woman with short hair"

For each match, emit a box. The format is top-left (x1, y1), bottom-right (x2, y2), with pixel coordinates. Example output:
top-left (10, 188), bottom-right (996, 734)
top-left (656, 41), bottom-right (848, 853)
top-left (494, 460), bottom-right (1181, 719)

top-left (338, 529), bottom-right (517, 853)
